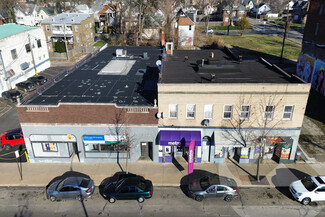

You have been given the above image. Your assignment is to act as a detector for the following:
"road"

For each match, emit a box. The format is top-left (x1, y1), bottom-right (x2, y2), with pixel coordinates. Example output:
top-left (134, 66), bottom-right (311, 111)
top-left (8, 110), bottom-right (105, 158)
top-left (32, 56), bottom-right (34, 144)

top-left (0, 187), bottom-right (324, 217)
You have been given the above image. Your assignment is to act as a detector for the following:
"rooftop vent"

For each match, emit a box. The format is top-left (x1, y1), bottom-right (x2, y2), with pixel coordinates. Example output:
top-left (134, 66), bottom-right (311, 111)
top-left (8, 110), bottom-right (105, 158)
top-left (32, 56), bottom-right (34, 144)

top-left (116, 49), bottom-right (127, 57)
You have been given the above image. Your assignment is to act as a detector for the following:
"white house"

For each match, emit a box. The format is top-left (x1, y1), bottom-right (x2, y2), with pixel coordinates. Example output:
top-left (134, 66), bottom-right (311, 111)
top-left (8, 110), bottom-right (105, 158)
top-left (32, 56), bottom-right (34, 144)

top-left (252, 3), bottom-right (271, 15)
top-left (14, 3), bottom-right (38, 26)
top-left (176, 16), bottom-right (195, 47)
top-left (36, 7), bottom-right (58, 25)
top-left (0, 23), bottom-right (50, 93)
top-left (285, 0), bottom-right (296, 11)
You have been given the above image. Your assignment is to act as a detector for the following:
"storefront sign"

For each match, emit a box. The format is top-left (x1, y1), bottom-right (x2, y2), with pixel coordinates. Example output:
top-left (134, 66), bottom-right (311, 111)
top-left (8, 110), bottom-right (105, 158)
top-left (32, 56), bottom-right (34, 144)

top-left (30, 134), bottom-right (76, 142)
top-left (188, 139), bottom-right (195, 174)
top-left (240, 148), bottom-right (249, 159)
top-left (83, 135), bottom-right (126, 144)
top-left (83, 135), bottom-right (105, 141)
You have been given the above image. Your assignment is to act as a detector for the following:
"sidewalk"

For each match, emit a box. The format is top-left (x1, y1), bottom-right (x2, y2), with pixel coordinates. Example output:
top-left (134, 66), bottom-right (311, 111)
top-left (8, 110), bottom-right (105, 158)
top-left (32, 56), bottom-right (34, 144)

top-left (0, 158), bottom-right (324, 188)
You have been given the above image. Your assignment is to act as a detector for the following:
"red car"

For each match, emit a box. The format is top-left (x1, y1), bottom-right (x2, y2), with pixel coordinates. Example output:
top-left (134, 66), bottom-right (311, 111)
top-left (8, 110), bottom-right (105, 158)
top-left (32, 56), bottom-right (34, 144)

top-left (0, 128), bottom-right (25, 151)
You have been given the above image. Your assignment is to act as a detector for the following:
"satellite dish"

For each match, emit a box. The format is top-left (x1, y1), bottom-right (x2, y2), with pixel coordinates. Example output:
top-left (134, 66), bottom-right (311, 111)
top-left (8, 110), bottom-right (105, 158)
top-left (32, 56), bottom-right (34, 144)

top-left (156, 60), bottom-right (162, 66)
top-left (161, 112), bottom-right (164, 119)
top-left (156, 112), bottom-right (161, 119)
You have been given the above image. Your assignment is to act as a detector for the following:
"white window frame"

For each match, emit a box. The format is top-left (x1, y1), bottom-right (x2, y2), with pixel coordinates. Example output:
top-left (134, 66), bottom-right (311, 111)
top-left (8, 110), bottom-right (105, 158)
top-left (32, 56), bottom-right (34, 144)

top-left (169, 104), bottom-right (178, 119)
top-left (240, 105), bottom-right (250, 120)
top-left (75, 25), bottom-right (78, 32)
top-left (204, 104), bottom-right (213, 119)
top-left (264, 105), bottom-right (274, 120)
top-left (186, 104), bottom-right (196, 119)
top-left (46, 25), bottom-right (49, 32)
top-left (225, 17), bottom-right (229, 22)
top-left (223, 105), bottom-right (233, 120)
top-left (76, 36), bottom-right (80, 43)
top-left (283, 105), bottom-right (294, 120)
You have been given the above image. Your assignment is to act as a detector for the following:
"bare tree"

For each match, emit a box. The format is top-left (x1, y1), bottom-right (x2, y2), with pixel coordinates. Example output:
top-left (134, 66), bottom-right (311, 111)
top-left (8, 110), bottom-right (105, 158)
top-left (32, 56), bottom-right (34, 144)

top-left (0, 0), bottom-right (16, 23)
top-left (221, 92), bottom-right (286, 182)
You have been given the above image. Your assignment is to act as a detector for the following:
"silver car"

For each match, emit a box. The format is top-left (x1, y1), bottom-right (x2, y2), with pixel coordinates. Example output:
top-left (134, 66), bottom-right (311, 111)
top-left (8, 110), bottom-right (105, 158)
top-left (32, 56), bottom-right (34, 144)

top-left (187, 175), bottom-right (239, 202)
top-left (46, 176), bottom-right (95, 202)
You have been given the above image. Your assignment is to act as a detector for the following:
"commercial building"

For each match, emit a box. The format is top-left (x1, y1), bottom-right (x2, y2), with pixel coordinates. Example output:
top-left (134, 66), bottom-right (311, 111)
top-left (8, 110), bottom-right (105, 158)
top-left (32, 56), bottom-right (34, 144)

top-left (17, 46), bottom-right (160, 163)
top-left (0, 23), bottom-right (50, 93)
top-left (157, 48), bottom-right (310, 164)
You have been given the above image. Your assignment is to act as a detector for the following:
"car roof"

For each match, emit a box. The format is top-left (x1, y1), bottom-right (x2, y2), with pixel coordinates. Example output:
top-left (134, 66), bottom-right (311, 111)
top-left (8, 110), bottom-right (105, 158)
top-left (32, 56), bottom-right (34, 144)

top-left (118, 177), bottom-right (142, 187)
top-left (5, 128), bottom-right (22, 136)
top-left (63, 176), bottom-right (85, 186)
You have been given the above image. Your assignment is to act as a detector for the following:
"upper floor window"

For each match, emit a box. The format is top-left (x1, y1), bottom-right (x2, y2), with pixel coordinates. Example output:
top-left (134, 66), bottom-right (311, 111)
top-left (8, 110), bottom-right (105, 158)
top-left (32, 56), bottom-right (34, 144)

top-left (264, 105), bottom-right (274, 120)
top-left (25, 44), bottom-right (31, 53)
top-left (75, 25), bottom-right (78, 32)
top-left (223, 105), bottom-right (233, 120)
top-left (37, 39), bottom-right (41, 48)
top-left (189, 25), bottom-right (192, 31)
top-left (240, 105), bottom-right (250, 120)
top-left (90, 22), bottom-right (92, 28)
top-left (225, 17), bottom-right (229, 22)
top-left (46, 25), bottom-right (50, 32)
top-left (169, 104), bottom-right (178, 119)
top-left (239, 10), bottom-right (245, 14)
top-left (11, 49), bottom-right (17, 60)
top-left (319, 4), bottom-right (324, 15)
top-left (186, 104), bottom-right (196, 119)
top-left (204, 104), bottom-right (213, 119)
top-left (283, 105), bottom-right (294, 120)
top-left (76, 36), bottom-right (80, 43)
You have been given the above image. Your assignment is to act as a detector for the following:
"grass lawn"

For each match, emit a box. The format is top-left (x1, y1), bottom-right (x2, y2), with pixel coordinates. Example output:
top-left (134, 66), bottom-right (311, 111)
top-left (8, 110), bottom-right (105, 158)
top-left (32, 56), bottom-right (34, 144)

top-left (216, 35), bottom-right (301, 60)
top-left (197, 25), bottom-right (238, 31)
top-left (93, 40), bottom-right (106, 47)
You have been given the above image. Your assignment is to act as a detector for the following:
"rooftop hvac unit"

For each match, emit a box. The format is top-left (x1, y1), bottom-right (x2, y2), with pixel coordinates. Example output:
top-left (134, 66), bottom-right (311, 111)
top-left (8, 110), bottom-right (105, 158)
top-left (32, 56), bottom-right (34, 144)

top-left (116, 49), bottom-right (127, 57)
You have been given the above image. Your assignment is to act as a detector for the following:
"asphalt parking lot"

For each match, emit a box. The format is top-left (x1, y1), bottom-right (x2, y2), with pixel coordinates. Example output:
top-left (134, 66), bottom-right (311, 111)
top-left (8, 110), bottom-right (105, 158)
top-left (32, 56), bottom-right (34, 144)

top-left (0, 144), bottom-right (27, 163)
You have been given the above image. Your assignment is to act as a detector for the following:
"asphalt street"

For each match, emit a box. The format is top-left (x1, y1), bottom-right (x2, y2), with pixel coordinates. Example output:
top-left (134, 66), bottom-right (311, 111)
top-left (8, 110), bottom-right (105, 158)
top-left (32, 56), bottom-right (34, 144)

top-left (0, 187), bottom-right (324, 217)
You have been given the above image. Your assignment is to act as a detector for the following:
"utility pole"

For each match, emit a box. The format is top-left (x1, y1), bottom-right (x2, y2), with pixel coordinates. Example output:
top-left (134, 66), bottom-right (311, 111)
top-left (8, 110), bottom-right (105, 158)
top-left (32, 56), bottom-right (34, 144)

top-left (0, 49), bottom-right (9, 90)
top-left (28, 34), bottom-right (38, 75)
top-left (63, 21), bottom-right (69, 60)
top-left (280, 17), bottom-right (289, 63)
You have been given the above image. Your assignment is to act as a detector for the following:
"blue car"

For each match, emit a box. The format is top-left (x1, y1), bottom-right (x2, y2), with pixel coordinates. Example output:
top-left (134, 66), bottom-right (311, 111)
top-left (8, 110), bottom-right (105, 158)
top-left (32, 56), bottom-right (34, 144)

top-left (47, 176), bottom-right (95, 201)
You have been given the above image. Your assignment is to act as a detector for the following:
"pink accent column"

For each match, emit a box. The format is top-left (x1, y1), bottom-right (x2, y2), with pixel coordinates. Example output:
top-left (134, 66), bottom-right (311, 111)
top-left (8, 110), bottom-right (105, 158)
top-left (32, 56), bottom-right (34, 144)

top-left (188, 139), bottom-right (195, 174)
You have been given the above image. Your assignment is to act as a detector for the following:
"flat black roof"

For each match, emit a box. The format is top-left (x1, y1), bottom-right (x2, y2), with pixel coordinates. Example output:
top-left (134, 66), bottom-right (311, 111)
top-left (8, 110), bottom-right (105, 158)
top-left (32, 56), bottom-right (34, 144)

top-left (161, 49), bottom-right (291, 84)
top-left (24, 46), bottom-right (161, 106)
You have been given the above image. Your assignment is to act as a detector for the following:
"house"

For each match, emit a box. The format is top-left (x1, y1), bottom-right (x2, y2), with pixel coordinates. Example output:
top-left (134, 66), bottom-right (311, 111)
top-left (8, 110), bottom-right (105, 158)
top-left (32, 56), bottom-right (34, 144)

top-left (292, 0), bottom-right (309, 23)
top-left (74, 4), bottom-right (90, 14)
top-left (96, 3), bottom-right (118, 28)
top-left (36, 6), bottom-right (59, 24)
top-left (16, 46), bottom-right (160, 163)
top-left (296, 0), bottom-right (325, 100)
top-left (176, 14), bottom-right (195, 47)
top-left (158, 46), bottom-right (310, 164)
top-left (240, 0), bottom-right (257, 11)
top-left (14, 2), bottom-right (38, 26)
top-left (0, 23), bottom-right (50, 93)
top-left (41, 13), bottom-right (95, 53)
top-left (252, 3), bottom-right (271, 15)
top-left (0, 9), bottom-right (9, 25)
top-left (223, 2), bottom-right (247, 26)
top-left (285, 0), bottom-right (296, 12)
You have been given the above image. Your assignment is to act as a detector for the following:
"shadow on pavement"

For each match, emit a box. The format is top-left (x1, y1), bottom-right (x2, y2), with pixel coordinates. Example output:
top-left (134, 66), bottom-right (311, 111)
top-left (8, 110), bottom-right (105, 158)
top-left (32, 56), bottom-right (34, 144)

top-left (172, 157), bottom-right (185, 172)
top-left (46, 171), bottom-right (90, 190)
top-left (271, 168), bottom-right (310, 200)
top-left (179, 170), bottom-right (215, 196)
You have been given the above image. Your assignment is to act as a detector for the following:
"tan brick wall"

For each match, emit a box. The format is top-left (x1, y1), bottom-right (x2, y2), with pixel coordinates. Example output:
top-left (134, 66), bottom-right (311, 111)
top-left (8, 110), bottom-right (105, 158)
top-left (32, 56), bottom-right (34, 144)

top-left (17, 104), bottom-right (158, 125)
top-left (158, 83), bottom-right (311, 129)
top-left (73, 14), bottom-right (95, 48)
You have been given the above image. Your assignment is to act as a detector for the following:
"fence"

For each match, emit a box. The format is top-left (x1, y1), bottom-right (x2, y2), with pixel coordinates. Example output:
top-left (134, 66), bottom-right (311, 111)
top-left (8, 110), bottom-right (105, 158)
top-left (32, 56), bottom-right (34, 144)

top-left (49, 46), bottom-right (98, 60)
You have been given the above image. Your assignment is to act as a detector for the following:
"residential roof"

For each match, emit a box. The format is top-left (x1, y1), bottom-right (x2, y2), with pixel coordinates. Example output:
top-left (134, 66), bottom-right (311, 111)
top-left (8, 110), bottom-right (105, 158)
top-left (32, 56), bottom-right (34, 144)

top-left (22, 46), bottom-right (161, 106)
top-left (0, 23), bottom-right (38, 40)
top-left (15, 2), bottom-right (35, 15)
top-left (161, 49), bottom-right (291, 84)
top-left (98, 4), bottom-right (118, 15)
top-left (37, 6), bottom-right (56, 16)
top-left (224, 2), bottom-right (247, 11)
top-left (178, 16), bottom-right (194, 25)
top-left (41, 13), bottom-right (91, 24)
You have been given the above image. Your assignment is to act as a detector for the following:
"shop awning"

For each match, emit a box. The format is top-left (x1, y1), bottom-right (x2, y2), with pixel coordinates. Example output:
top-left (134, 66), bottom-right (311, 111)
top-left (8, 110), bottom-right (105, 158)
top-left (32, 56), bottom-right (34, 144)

top-left (160, 130), bottom-right (201, 146)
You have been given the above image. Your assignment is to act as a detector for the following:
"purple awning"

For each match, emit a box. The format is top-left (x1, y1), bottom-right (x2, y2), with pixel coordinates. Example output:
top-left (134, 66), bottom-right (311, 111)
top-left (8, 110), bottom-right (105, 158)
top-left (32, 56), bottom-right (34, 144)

top-left (160, 130), bottom-right (201, 146)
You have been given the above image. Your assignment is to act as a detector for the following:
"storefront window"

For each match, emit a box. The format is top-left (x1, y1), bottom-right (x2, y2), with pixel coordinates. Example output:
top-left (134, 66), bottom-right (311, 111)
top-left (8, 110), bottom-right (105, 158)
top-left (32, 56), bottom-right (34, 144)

top-left (42, 142), bottom-right (58, 152)
top-left (84, 143), bottom-right (99, 151)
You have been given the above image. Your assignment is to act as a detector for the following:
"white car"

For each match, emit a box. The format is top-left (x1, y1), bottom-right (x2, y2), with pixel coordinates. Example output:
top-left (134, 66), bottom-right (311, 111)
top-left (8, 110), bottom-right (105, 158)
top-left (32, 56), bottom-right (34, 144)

top-left (289, 176), bottom-right (325, 205)
top-left (203, 29), bottom-right (214, 34)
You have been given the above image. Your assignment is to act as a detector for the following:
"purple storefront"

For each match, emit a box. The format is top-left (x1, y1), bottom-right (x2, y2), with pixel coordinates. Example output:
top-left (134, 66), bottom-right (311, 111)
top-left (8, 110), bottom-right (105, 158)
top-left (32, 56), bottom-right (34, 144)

top-left (158, 130), bottom-right (202, 163)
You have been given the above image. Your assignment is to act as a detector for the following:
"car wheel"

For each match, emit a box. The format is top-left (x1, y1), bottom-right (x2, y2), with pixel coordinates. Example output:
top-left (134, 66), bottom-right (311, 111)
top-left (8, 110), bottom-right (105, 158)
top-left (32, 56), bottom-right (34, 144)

top-left (195, 195), bottom-right (203, 202)
top-left (302, 197), bottom-right (311, 205)
top-left (224, 195), bottom-right (233, 202)
top-left (108, 197), bottom-right (116, 203)
top-left (76, 195), bottom-right (83, 201)
top-left (4, 144), bottom-right (11, 151)
top-left (137, 196), bottom-right (145, 203)
top-left (49, 195), bottom-right (56, 202)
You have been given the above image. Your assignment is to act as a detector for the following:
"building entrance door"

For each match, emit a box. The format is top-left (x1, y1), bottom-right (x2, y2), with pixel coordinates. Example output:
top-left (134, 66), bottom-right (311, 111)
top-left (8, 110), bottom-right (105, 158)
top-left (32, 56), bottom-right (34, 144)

top-left (141, 142), bottom-right (149, 157)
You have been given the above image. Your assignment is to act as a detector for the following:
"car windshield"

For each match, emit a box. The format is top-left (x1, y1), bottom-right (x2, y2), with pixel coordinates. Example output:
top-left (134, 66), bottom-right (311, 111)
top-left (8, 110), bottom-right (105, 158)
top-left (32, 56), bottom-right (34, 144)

top-left (80, 178), bottom-right (90, 188)
top-left (137, 180), bottom-right (146, 190)
top-left (302, 176), bottom-right (318, 191)
top-left (200, 176), bottom-right (210, 190)
top-left (56, 179), bottom-right (66, 190)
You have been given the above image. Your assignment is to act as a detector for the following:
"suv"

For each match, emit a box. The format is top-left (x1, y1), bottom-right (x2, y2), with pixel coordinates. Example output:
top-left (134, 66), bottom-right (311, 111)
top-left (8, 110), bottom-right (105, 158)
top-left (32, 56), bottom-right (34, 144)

top-left (0, 128), bottom-right (25, 151)
top-left (28, 75), bottom-right (47, 85)
top-left (1, 89), bottom-right (23, 103)
top-left (16, 81), bottom-right (36, 92)
top-left (290, 176), bottom-right (325, 205)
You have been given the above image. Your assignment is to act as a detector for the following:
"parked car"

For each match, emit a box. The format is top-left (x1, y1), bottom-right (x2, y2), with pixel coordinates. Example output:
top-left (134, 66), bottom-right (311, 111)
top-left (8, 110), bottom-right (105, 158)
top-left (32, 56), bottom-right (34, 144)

top-left (1, 89), bottom-right (23, 103)
top-left (187, 174), bottom-right (239, 202)
top-left (103, 175), bottom-right (153, 203)
top-left (28, 75), bottom-right (47, 85)
top-left (203, 28), bottom-right (214, 34)
top-left (16, 81), bottom-right (36, 92)
top-left (46, 176), bottom-right (95, 202)
top-left (0, 128), bottom-right (25, 151)
top-left (289, 176), bottom-right (325, 205)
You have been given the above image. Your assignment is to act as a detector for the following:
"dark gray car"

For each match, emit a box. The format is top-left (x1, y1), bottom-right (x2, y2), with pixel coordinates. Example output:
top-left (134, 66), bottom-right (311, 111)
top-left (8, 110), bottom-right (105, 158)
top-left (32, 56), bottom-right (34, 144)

top-left (46, 176), bottom-right (95, 201)
top-left (187, 175), bottom-right (238, 202)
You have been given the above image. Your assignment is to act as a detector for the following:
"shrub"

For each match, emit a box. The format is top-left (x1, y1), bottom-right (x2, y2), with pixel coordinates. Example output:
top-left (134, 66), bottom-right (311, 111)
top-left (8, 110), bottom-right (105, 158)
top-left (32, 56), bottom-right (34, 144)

top-left (54, 38), bottom-right (66, 53)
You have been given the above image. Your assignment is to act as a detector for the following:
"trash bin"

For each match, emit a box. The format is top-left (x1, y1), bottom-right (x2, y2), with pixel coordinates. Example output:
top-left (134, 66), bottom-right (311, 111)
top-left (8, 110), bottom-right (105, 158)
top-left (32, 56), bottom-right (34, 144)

top-left (295, 150), bottom-right (302, 161)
